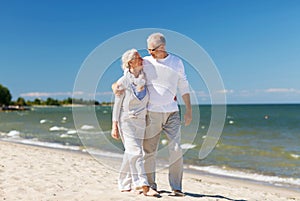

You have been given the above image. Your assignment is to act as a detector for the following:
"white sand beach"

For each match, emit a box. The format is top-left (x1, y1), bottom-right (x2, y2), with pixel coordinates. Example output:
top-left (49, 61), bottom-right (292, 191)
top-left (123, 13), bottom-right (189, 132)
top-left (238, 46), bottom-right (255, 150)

top-left (0, 140), bottom-right (299, 201)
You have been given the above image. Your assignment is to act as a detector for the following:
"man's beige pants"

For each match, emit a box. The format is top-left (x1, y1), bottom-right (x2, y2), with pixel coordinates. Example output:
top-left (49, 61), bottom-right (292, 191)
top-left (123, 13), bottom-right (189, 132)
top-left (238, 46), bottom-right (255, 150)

top-left (143, 111), bottom-right (183, 191)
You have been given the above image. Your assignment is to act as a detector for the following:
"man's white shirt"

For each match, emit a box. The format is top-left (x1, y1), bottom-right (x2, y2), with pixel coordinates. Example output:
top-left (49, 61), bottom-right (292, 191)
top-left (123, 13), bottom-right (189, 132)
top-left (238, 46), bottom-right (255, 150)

top-left (143, 54), bottom-right (190, 113)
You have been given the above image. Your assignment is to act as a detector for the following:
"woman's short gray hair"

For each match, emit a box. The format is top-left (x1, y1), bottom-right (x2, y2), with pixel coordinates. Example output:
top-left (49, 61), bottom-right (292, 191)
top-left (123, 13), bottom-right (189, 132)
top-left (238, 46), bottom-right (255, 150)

top-left (121, 49), bottom-right (138, 70)
top-left (147, 32), bottom-right (166, 47)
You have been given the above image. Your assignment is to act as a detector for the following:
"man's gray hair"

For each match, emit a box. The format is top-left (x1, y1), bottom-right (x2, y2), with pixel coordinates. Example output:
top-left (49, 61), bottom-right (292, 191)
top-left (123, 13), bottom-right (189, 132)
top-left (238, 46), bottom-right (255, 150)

top-left (121, 49), bottom-right (138, 70)
top-left (147, 32), bottom-right (166, 47)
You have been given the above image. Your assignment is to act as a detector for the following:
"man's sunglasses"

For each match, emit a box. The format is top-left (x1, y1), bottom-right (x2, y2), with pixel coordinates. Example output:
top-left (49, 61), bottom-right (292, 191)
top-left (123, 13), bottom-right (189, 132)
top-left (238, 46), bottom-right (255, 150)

top-left (147, 44), bottom-right (162, 52)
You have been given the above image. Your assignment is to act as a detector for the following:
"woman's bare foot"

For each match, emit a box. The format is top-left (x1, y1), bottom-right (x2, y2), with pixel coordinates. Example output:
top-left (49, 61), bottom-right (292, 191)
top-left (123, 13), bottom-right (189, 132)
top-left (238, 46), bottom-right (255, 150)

top-left (121, 189), bottom-right (131, 192)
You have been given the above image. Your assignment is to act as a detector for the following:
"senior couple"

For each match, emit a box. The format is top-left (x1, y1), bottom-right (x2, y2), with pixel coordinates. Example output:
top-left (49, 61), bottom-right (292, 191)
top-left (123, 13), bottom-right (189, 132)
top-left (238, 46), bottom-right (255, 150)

top-left (111, 33), bottom-right (192, 197)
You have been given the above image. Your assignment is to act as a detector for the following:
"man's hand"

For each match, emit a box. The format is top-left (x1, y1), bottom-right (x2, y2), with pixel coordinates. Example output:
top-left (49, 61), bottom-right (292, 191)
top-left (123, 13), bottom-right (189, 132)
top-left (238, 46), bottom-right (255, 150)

top-left (184, 108), bottom-right (192, 126)
top-left (112, 82), bottom-right (125, 96)
top-left (182, 93), bottom-right (192, 126)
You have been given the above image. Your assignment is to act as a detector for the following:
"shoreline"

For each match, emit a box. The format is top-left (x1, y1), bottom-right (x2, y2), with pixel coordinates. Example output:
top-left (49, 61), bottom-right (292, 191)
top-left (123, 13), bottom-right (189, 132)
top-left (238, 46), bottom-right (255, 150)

top-left (1, 140), bottom-right (300, 200)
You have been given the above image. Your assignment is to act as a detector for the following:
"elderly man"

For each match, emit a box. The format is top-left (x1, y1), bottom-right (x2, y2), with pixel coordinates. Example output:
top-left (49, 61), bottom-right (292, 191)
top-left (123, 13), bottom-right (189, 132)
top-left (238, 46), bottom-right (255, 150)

top-left (142, 33), bottom-right (192, 196)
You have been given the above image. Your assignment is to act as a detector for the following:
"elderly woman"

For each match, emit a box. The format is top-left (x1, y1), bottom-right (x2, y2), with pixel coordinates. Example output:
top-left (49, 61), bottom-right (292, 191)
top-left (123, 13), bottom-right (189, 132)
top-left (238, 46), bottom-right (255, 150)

top-left (111, 49), bottom-right (158, 196)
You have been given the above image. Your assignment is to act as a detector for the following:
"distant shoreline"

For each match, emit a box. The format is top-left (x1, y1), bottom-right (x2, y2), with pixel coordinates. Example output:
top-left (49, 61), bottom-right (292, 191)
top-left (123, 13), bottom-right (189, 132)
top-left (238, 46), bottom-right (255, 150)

top-left (0, 105), bottom-right (30, 111)
top-left (0, 103), bottom-right (114, 111)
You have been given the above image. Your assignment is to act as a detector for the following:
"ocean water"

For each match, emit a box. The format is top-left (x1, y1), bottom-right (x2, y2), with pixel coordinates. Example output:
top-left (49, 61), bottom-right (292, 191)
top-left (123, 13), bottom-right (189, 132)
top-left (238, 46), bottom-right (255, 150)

top-left (0, 104), bottom-right (299, 190)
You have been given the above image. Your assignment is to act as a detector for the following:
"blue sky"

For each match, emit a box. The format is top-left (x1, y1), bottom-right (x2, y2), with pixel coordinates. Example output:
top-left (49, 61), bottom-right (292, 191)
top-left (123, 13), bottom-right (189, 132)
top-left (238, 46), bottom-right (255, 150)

top-left (1, 0), bottom-right (300, 104)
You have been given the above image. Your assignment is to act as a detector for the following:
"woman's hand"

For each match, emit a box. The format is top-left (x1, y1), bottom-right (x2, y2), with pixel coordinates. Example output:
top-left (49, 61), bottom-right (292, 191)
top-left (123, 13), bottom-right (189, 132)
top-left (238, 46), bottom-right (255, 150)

top-left (111, 122), bottom-right (120, 140)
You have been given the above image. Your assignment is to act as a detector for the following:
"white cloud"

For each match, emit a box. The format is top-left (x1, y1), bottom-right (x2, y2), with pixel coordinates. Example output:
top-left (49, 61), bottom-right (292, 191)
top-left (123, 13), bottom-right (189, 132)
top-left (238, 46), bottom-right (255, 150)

top-left (20, 91), bottom-right (85, 97)
top-left (20, 91), bottom-right (114, 99)
top-left (237, 90), bottom-right (253, 97)
top-left (95, 91), bottom-right (113, 96)
top-left (216, 89), bottom-right (234, 94)
top-left (194, 90), bottom-right (209, 97)
top-left (265, 88), bottom-right (300, 93)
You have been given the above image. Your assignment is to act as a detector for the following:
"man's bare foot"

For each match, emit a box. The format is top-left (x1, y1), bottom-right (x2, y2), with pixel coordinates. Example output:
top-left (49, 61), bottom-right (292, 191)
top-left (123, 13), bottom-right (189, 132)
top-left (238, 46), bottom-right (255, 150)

top-left (169, 190), bottom-right (185, 196)
top-left (143, 186), bottom-right (159, 196)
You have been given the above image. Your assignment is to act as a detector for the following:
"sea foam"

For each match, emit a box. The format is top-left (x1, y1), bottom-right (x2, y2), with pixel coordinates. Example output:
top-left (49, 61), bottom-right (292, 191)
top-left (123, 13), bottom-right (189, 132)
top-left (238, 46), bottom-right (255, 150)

top-left (80, 125), bottom-right (95, 130)
top-left (49, 126), bottom-right (68, 131)
top-left (290, 154), bottom-right (300, 159)
top-left (7, 130), bottom-right (20, 138)
top-left (181, 143), bottom-right (197, 149)
top-left (188, 165), bottom-right (300, 187)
